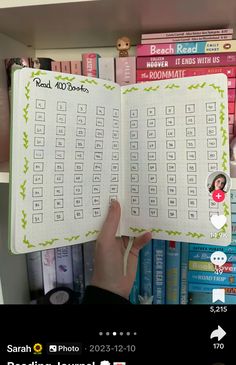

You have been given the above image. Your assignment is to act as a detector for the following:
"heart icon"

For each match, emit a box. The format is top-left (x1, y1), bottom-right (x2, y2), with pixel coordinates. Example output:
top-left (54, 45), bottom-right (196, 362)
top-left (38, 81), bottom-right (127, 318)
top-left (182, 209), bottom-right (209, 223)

top-left (210, 215), bottom-right (227, 230)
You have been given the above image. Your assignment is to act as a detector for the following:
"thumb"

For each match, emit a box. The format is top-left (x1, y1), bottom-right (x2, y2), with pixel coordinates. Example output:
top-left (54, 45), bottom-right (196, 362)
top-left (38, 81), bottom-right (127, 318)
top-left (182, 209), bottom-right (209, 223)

top-left (132, 231), bottom-right (152, 254)
top-left (99, 200), bottom-right (121, 242)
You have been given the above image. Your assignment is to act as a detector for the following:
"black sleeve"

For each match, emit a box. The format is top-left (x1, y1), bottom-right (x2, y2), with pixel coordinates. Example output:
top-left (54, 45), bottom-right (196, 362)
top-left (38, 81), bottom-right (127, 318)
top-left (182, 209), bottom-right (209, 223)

top-left (81, 285), bottom-right (131, 304)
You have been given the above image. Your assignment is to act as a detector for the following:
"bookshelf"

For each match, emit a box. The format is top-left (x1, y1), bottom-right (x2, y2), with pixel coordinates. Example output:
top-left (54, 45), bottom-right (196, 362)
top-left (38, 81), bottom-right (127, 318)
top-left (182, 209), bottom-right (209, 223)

top-left (0, 0), bottom-right (235, 303)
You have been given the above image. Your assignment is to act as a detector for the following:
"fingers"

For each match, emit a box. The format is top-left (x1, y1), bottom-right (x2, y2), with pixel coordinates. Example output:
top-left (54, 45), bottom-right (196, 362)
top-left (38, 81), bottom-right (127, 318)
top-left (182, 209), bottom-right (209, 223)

top-left (99, 200), bottom-right (121, 242)
top-left (132, 231), bottom-right (152, 254)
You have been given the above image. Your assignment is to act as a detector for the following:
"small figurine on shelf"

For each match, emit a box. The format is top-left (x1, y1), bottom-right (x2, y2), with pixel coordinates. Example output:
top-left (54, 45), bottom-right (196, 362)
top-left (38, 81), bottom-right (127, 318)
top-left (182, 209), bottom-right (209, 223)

top-left (116, 36), bottom-right (131, 57)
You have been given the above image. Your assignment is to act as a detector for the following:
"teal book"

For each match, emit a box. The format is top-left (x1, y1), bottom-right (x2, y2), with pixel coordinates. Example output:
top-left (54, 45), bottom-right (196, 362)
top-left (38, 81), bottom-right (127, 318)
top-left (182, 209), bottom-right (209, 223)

top-left (140, 240), bottom-right (153, 300)
top-left (180, 242), bottom-right (189, 304)
top-left (152, 239), bottom-right (166, 304)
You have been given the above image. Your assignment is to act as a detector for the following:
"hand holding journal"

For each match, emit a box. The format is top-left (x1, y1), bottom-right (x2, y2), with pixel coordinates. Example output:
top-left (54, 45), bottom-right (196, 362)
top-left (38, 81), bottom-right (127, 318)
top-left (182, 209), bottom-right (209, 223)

top-left (9, 68), bottom-right (231, 253)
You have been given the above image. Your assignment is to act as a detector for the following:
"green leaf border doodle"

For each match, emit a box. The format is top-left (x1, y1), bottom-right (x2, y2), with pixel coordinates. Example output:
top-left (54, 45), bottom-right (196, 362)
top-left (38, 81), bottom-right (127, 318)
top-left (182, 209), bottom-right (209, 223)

top-left (85, 230), bottom-right (100, 237)
top-left (21, 71), bottom-right (102, 250)
top-left (21, 210), bottom-right (27, 229)
top-left (64, 235), bottom-right (80, 242)
top-left (55, 75), bottom-right (75, 82)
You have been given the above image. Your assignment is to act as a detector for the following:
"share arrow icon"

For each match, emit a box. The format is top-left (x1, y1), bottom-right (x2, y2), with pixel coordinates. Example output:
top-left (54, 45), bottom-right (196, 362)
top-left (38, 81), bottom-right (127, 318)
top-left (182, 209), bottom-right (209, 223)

top-left (210, 325), bottom-right (226, 341)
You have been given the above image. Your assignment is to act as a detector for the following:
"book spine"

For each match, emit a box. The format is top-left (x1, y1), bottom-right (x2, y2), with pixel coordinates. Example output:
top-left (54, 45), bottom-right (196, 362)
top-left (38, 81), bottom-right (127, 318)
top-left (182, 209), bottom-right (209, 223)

top-left (228, 78), bottom-right (236, 88)
top-left (189, 292), bottom-right (236, 304)
top-left (152, 239), bottom-right (166, 304)
top-left (228, 114), bottom-right (234, 124)
top-left (82, 241), bottom-right (95, 288)
top-left (136, 53), bottom-right (236, 69)
top-left (188, 270), bottom-right (236, 285)
top-left (61, 61), bottom-right (71, 74)
top-left (41, 249), bottom-right (57, 294)
top-left (189, 251), bottom-right (236, 262)
top-left (26, 252), bottom-right (44, 300)
top-left (137, 71), bottom-right (234, 89)
top-left (229, 101), bottom-right (235, 114)
top-left (141, 28), bottom-right (234, 39)
top-left (136, 66), bottom-right (236, 82)
top-left (115, 56), bottom-right (136, 86)
top-left (55, 246), bottom-right (74, 289)
top-left (189, 243), bottom-right (236, 252)
top-left (140, 240), bottom-right (153, 299)
top-left (165, 241), bottom-right (181, 304)
top-left (98, 57), bottom-right (115, 82)
top-left (70, 61), bottom-right (82, 75)
top-left (51, 61), bottom-right (61, 72)
top-left (130, 256), bottom-right (141, 304)
top-left (82, 53), bottom-right (100, 77)
top-left (71, 244), bottom-right (85, 303)
top-left (180, 243), bottom-right (189, 304)
top-left (137, 41), bottom-right (236, 57)
top-left (189, 260), bottom-right (236, 272)
top-left (188, 282), bottom-right (236, 293)
top-left (141, 34), bottom-right (233, 44)
top-left (228, 88), bottom-right (236, 102)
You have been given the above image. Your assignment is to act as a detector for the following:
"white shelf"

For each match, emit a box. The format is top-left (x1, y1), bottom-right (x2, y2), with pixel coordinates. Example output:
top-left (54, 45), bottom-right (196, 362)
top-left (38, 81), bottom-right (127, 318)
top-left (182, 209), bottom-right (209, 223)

top-left (0, 0), bottom-right (95, 8)
top-left (0, 162), bottom-right (9, 183)
top-left (0, 0), bottom-right (234, 49)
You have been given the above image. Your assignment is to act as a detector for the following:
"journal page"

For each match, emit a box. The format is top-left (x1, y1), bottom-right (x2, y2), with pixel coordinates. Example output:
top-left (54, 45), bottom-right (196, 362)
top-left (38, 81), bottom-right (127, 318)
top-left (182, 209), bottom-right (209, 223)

top-left (10, 68), bottom-right (121, 253)
top-left (120, 74), bottom-right (231, 245)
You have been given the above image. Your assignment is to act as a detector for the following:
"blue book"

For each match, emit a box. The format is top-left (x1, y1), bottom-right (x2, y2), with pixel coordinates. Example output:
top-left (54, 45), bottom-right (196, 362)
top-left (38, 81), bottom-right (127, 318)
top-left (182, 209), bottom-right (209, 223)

top-left (189, 243), bottom-right (236, 253)
top-left (188, 270), bottom-right (236, 286)
top-left (166, 241), bottom-right (181, 304)
top-left (130, 256), bottom-right (140, 304)
top-left (140, 240), bottom-right (153, 299)
top-left (189, 251), bottom-right (236, 262)
top-left (180, 242), bottom-right (189, 304)
top-left (152, 239), bottom-right (166, 304)
top-left (188, 282), bottom-right (236, 293)
top-left (189, 292), bottom-right (236, 304)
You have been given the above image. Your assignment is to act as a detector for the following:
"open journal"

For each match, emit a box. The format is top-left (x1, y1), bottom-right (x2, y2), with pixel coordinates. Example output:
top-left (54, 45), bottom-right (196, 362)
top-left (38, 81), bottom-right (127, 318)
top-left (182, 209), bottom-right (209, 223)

top-left (10, 68), bottom-right (231, 253)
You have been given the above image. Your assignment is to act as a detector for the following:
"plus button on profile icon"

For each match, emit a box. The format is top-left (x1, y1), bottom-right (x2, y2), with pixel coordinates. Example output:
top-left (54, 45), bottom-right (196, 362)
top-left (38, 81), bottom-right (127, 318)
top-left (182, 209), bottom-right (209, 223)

top-left (212, 190), bottom-right (225, 203)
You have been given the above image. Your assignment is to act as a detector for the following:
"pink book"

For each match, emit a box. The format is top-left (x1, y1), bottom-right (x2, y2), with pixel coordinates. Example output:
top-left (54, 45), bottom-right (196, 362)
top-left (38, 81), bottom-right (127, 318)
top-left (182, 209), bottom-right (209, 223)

top-left (61, 61), bottom-right (71, 74)
top-left (82, 53), bottom-right (100, 77)
top-left (51, 61), bottom-right (61, 72)
top-left (136, 53), bottom-right (236, 69)
top-left (115, 57), bottom-right (136, 86)
top-left (70, 61), bottom-right (82, 75)
top-left (229, 114), bottom-right (235, 125)
top-left (141, 34), bottom-right (233, 44)
top-left (136, 66), bottom-right (236, 82)
top-left (229, 125), bottom-right (234, 134)
top-left (141, 28), bottom-right (234, 39)
top-left (228, 88), bottom-right (236, 102)
top-left (228, 78), bottom-right (236, 88)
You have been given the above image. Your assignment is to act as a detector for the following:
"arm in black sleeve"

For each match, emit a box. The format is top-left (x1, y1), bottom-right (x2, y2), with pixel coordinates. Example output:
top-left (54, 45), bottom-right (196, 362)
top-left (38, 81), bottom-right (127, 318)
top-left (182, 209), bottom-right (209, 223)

top-left (81, 285), bottom-right (131, 304)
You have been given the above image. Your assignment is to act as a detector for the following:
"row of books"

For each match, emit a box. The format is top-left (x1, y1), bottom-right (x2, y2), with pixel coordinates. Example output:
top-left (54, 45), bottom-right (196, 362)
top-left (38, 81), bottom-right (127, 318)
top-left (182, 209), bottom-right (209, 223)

top-left (26, 241), bottom-right (96, 304)
top-left (130, 240), bottom-right (188, 304)
top-left (27, 234), bottom-right (236, 305)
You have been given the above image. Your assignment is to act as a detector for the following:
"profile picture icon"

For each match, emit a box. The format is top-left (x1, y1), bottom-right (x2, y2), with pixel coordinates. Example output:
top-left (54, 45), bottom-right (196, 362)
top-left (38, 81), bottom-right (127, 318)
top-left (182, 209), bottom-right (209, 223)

top-left (207, 172), bottom-right (230, 194)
